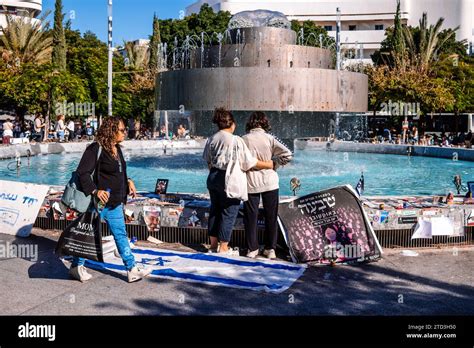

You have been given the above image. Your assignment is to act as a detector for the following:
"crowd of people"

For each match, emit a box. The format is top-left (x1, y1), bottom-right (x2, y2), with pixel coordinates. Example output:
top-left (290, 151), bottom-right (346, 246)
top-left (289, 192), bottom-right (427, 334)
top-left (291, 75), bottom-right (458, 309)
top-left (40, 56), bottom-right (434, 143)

top-left (368, 126), bottom-right (473, 148)
top-left (158, 123), bottom-right (189, 140)
top-left (0, 114), bottom-right (186, 145)
top-left (0, 114), bottom-right (97, 145)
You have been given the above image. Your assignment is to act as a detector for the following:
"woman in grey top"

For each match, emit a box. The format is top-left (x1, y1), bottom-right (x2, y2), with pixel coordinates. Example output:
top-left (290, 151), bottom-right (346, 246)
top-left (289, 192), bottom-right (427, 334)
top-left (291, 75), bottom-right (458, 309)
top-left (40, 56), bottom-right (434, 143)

top-left (242, 112), bottom-right (293, 259)
top-left (203, 108), bottom-right (273, 255)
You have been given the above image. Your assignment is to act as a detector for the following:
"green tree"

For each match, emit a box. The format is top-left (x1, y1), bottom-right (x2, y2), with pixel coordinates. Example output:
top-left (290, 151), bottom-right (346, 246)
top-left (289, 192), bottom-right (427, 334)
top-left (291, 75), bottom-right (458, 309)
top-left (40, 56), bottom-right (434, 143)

top-left (66, 30), bottom-right (108, 116)
top-left (392, 0), bottom-right (405, 68)
top-left (52, 0), bottom-right (67, 71)
top-left (149, 13), bottom-right (161, 73)
top-left (158, 4), bottom-right (231, 59)
top-left (403, 13), bottom-right (459, 73)
top-left (369, 3), bottom-right (471, 131)
top-left (0, 63), bottom-right (87, 122)
top-left (436, 55), bottom-right (474, 131)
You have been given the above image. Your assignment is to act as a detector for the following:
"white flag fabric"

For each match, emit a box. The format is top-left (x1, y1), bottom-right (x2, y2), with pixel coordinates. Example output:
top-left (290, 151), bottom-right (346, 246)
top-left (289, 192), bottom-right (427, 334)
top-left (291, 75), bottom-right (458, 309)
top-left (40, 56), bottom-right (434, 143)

top-left (83, 247), bottom-right (307, 293)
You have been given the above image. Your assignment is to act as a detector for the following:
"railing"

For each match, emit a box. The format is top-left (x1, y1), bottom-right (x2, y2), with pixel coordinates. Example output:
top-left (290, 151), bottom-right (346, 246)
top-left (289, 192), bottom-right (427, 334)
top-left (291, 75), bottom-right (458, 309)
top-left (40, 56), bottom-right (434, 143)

top-left (374, 227), bottom-right (474, 249)
top-left (34, 216), bottom-right (474, 250)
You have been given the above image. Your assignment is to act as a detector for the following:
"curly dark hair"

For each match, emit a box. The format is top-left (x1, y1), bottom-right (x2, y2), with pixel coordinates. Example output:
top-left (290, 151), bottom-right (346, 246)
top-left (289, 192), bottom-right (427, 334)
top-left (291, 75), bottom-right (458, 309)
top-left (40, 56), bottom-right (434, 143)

top-left (97, 117), bottom-right (123, 159)
top-left (246, 111), bottom-right (271, 133)
top-left (212, 107), bottom-right (235, 130)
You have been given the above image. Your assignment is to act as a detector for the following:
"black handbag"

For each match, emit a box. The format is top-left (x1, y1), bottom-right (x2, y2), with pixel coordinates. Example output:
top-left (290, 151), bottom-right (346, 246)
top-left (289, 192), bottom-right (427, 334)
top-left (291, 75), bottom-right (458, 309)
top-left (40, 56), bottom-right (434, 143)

top-left (57, 146), bottom-right (104, 262)
top-left (55, 200), bottom-right (104, 262)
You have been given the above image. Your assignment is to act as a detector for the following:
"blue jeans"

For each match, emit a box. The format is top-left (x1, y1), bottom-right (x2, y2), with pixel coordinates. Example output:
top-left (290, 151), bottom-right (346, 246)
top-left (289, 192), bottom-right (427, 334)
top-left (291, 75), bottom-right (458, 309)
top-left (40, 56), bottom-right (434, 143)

top-left (72, 204), bottom-right (136, 271)
top-left (207, 168), bottom-right (241, 243)
top-left (57, 130), bottom-right (65, 141)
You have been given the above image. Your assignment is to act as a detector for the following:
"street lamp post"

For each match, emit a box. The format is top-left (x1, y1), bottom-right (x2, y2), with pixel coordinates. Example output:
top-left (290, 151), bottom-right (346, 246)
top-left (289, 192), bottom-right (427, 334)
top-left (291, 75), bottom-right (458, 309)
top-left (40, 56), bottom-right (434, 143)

top-left (107, 0), bottom-right (113, 117)
top-left (336, 7), bottom-right (341, 71)
top-left (335, 7), bottom-right (341, 138)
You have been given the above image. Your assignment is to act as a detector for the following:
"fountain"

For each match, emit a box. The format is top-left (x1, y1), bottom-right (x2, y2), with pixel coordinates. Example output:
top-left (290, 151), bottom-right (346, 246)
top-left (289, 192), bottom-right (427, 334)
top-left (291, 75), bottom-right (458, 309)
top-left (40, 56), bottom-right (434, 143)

top-left (155, 10), bottom-right (368, 148)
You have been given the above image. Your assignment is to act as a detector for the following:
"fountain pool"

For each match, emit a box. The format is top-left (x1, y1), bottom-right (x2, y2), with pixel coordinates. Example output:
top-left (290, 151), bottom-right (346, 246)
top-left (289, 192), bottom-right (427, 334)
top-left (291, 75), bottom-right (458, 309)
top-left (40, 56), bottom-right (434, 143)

top-left (0, 148), bottom-right (472, 196)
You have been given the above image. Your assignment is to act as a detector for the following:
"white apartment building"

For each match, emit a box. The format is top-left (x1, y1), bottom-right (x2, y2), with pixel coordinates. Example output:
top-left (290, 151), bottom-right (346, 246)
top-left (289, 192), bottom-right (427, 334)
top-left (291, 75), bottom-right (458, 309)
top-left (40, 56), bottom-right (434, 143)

top-left (186, 0), bottom-right (474, 62)
top-left (0, 0), bottom-right (42, 30)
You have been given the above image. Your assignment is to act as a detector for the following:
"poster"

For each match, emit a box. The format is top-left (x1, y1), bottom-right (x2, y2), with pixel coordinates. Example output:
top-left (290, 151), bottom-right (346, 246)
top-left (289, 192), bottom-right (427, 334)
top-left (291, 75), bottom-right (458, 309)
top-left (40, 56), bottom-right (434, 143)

top-left (467, 209), bottom-right (474, 227)
top-left (178, 207), bottom-right (209, 228)
top-left (0, 180), bottom-right (50, 237)
top-left (412, 211), bottom-right (465, 239)
top-left (278, 185), bottom-right (383, 264)
top-left (160, 205), bottom-right (183, 227)
top-left (142, 206), bottom-right (161, 232)
top-left (155, 179), bottom-right (169, 194)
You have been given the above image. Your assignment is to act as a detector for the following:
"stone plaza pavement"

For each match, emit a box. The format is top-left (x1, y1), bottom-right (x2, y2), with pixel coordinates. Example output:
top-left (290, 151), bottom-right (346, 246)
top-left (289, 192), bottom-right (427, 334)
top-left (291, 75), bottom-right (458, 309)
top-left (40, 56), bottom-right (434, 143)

top-left (0, 228), bottom-right (473, 316)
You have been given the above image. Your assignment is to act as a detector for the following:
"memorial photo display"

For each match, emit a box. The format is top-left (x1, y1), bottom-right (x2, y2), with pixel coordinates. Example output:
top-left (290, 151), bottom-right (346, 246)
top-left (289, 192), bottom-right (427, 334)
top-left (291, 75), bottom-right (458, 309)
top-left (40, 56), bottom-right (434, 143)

top-left (155, 179), bottom-right (169, 194)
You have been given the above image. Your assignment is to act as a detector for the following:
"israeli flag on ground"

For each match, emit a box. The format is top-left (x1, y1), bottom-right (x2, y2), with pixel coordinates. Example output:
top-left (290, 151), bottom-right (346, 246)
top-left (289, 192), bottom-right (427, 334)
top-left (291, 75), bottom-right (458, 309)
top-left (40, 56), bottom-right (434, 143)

top-left (355, 172), bottom-right (365, 197)
top-left (84, 247), bottom-right (307, 293)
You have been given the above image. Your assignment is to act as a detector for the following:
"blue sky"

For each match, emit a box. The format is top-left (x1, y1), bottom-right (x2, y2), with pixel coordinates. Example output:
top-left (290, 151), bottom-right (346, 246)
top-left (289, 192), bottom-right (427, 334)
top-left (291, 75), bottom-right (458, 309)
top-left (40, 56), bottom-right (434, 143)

top-left (42, 0), bottom-right (196, 44)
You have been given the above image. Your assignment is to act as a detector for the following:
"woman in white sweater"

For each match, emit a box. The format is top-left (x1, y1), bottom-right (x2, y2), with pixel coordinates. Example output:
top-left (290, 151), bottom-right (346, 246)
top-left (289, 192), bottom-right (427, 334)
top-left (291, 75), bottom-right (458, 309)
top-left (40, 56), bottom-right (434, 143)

top-left (203, 108), bottom-right (274, 255)
top-left (242, 112), bottom-right (293, 259)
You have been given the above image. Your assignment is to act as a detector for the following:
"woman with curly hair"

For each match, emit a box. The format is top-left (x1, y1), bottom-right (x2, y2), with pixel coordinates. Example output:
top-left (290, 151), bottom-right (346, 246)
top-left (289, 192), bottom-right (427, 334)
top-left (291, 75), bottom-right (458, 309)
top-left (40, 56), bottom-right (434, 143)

top-left (71, 117), bottom-right (151, 283)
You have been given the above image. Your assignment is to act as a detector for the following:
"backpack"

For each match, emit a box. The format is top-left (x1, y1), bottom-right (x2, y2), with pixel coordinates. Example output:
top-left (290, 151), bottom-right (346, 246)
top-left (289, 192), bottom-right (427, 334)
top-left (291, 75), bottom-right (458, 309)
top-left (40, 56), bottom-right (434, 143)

top-left (61, 145), bottom-right (102, 213)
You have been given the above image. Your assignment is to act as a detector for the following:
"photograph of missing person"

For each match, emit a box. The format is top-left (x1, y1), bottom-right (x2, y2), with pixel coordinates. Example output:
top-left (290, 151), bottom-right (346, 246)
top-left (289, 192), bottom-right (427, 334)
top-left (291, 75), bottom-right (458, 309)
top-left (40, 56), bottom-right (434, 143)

top-left (155, 179), bottom-right (169, 194)
top-left (143, 206), bottom-right (161, 232)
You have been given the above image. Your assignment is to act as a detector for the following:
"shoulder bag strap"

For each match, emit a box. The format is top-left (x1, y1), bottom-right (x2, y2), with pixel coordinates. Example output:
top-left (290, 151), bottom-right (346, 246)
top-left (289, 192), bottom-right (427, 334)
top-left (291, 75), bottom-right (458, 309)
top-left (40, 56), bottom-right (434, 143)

top-left (232, 135), bottom-right (238, 161)
top-left (91, 144), bottom-right (102, 179)
top-left (91, 144), bottom-right (102, 210)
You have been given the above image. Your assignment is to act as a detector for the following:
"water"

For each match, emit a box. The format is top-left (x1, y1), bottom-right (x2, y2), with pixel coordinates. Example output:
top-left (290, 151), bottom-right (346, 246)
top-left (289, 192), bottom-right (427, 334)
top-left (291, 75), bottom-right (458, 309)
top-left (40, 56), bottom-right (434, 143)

top-left (0, 149), bottom-right (472, 196)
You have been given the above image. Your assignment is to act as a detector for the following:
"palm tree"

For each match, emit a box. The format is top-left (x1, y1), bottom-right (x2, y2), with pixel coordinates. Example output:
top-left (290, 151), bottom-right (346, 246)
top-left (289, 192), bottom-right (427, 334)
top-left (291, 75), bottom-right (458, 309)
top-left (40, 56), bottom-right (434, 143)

top-left (123, 41), bottom-right (150, 71)
top-left (402, 13), bottom-right (458, 73)
top-left (0, 9), bottom-right (53, 67)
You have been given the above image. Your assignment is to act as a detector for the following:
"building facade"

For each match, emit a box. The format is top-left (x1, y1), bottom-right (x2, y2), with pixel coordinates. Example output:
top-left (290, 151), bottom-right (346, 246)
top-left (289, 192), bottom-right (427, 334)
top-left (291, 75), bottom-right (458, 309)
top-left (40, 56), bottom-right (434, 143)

top-left (186, 0), bottom-right (474, 62)
top-left (0, 0), bottom-right (42, 30)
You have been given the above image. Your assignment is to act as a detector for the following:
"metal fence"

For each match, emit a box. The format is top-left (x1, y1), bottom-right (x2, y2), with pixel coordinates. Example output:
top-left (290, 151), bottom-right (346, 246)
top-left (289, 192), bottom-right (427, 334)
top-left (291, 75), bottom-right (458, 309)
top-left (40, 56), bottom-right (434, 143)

top-left (373, 227), bottom-right (474, 249)
top-left (34, 217), bottom-right (474, 249)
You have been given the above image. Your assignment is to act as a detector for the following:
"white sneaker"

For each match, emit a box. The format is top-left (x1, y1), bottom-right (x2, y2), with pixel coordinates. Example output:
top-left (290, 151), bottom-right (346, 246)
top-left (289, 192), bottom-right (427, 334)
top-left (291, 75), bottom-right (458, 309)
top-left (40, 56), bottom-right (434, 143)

top-left (127, 265), bottom-right (152, 283)
top-left (263, 249), bottom-right (276, 259)
top-left (69, 266), bottom-right (92, 282)
top-left (246, 249), bottom-right (259, 258)
top-left (219, 247), bottom-right (240, 256)
top-left (207, 246), bottom-right (219, 253)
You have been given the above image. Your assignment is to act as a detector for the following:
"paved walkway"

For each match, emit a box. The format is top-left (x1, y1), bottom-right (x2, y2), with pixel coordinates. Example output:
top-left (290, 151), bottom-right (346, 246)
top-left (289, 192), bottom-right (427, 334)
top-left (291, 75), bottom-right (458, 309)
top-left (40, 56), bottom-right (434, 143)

top-left (0, 229), bottom-right (473, 315)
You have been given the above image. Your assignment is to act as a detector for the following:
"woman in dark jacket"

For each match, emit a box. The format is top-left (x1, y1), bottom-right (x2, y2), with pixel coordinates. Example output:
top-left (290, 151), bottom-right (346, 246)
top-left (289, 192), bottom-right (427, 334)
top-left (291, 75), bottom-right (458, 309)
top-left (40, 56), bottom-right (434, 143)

top-left (70, 116), bottom-right (151, 283)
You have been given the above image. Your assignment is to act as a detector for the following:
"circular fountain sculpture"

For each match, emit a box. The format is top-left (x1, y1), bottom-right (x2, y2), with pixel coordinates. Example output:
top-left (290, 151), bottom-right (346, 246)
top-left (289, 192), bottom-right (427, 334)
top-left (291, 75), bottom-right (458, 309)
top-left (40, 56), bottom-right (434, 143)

top-left (228, 9), bottom-right (291, 29)
top-left (156, 10), bottom-right (368, 145)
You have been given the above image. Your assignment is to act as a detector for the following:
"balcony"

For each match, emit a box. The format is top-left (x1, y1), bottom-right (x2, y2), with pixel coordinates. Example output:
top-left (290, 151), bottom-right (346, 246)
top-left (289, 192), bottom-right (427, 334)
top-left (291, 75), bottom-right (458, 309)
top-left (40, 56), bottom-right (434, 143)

top-left (0, 14), bottom-right (42, 31)
top-left (327, 29), bottom-right (387, 50)
top-left (0, 0), bottom-right (42, 13)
